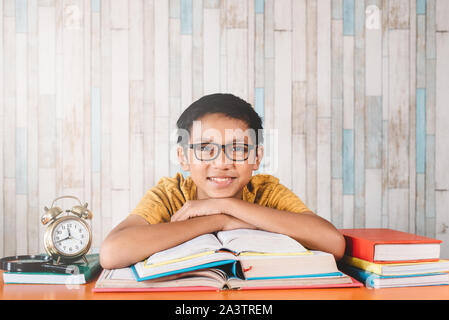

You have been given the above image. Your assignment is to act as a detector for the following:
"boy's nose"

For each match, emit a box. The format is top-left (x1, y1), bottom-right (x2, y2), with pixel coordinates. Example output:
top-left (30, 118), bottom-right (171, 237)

top-left (211, 147), bottom-right (233, 167)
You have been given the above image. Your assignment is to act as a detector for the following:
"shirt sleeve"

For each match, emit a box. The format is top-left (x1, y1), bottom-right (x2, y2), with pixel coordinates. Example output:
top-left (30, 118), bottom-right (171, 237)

top-left (267, 183), bottom-right (311, 214)
top-left (129, 186), bottom-right (173, 224)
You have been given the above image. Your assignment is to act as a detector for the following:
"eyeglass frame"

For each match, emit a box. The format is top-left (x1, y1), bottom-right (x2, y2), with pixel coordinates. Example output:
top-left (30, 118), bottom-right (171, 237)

top-left (186, 142), bottom-right (259, 162)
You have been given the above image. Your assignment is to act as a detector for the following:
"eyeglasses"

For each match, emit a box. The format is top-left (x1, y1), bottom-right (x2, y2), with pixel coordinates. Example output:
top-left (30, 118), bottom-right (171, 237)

top-left (188, 142), bottom-right (257, 162)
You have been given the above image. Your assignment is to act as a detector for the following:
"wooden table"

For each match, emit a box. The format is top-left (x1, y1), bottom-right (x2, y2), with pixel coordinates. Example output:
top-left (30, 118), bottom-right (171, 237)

top-left (1, 271), bottom-right (449, 300)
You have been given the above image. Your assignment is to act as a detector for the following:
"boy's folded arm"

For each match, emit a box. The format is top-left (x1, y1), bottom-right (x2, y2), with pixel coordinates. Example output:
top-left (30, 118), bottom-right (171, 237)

top-left (224, 199), bottom-right (346, 261)
top-left (99, 214), bottom-right (228, 269)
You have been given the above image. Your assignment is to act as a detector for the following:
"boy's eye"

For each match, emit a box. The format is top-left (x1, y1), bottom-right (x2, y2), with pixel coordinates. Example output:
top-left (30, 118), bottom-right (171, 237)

top-left (231, 145), bottom-right (248, 152)
top-left (199, 144), bottom-right (215, 152)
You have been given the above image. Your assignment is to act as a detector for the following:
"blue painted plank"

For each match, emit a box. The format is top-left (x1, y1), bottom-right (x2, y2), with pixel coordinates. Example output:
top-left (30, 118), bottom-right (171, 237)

top-left (416, 89), bottom-right (426, 173)
top-left (417, 0), bottom-right (426, 15)
top-left (343, 129), bottom-right (354, 194)
top-left (91, 87), bottom-right (101, 173)
top-left (343, 0), bottom-right (355, 36)
top-left (91, 0), bottom-right (101, 13)
top-left (255, 0), bottom-right (265, 14)
top-left (16, 128), bottom-right (27, 194)
top-left (181, 0), bottom-right (193, 35)
top-left (16, 0), bottom-right (28, 33)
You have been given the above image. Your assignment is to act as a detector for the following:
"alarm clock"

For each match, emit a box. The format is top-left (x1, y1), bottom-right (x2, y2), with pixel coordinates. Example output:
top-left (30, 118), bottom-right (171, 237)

top-left (41, 196), bottom-right (93, 264)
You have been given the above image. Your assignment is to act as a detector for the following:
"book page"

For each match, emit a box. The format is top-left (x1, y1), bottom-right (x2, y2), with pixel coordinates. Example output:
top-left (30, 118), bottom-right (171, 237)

top-left (144, 233), bottom-right (223, 266)
top-left (216, 229), bottom-right (308, 255)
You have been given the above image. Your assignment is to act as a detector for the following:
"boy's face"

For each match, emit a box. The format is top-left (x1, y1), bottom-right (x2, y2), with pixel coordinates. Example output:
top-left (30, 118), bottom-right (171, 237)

top-left (177, 113), bottom-right (264, 200)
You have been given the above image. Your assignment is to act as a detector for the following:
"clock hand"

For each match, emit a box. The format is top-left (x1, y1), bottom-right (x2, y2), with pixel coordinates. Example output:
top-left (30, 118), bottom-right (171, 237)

top-left (55, 236), bottom-right (70, 244)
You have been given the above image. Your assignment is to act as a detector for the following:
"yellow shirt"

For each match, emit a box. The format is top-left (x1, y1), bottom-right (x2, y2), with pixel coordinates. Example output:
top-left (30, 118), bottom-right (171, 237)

top-left (130, 172), bottom-right (311, 224)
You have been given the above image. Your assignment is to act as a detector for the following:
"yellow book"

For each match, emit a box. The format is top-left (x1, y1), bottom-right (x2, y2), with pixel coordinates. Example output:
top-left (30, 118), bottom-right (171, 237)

top-left (342, 255), bottom-right (449, 276)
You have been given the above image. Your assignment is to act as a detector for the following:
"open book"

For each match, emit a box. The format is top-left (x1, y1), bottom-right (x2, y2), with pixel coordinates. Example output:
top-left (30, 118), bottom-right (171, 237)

top-left (131, 229), bottom-right (345, 281)
top-left (94, 229), bottom-right (363, 292)
top-left (94, 263), bottom-right (359, 292)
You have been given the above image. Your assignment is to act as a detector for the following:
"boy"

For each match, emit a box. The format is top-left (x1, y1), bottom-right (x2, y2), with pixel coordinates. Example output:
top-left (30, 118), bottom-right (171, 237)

top-left (100, 93), bottom-right (345, 269)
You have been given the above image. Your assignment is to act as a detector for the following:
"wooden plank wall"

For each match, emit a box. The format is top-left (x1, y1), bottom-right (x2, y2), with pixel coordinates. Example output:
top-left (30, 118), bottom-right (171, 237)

top-left (1, 0), bottom-right (449, 257)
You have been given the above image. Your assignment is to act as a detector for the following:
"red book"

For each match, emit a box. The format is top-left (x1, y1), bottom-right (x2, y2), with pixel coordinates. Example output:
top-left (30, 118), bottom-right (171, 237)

top-left (339, 228), bottom-right (442, 263)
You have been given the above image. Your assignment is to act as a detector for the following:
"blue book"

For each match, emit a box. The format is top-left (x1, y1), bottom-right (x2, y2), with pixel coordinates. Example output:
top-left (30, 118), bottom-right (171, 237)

top-left (339, 264), bottom-right (449, 288)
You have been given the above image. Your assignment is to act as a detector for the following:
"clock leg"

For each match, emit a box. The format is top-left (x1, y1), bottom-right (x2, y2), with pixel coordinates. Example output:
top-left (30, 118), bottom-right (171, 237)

top-left (56, 256), bottom-right (61, 265)
top-left (82, 256), bottom-right (89, 265)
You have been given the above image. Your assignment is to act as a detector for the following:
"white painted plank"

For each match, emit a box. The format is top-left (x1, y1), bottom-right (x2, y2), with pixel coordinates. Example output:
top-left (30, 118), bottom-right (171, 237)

top-left (435, 32), bottom-right (449, 190)
top-left (343, 36), bottom-right (354, 129)
top-left (388, 188), bottom-right (409, 232)
top-left (62, 0), bottom-right (84, 190)
top-left (154, 116), bottom-right (170, 183)
top-left (226, 0), bottom-right (247, 28)
top-left (38, 6), bottom-right (56, 95)
top-left (129, 0), bottom-right (144, 81)
top-left (306, 0), bottom-right (317, 106)
top-left (255, 13), bottom-right (264, 88)
top-left (4, 179), bottom-right (15, 255)
top-left (388, 30), bottom-right (409, 188)
top-left (227, 28), bottom-right (248, 101)
top-left (27, 0), bottom-right (39, 255)
top-left (436, 191), bottom-right (449, 259)
top-left (365, 4), bottom-right (382, 96)
top-left (305, 104), bottom-right (317, 212)
top-left (274, 30), bottom-right (292, 189)
top-left (192, 0), bottom-right (203, 100)
top-left (169, 18), bottom-right (181, 100)
top-left (111, 190), bottom-right (130, 230)
top-left (274, 0), bottom-right (291, 31)
top-left (181, 34), bottom-right (193, 109)
top-left (154, 0), bottom-right (169, 117)
top-left (110, 29), bottom-right (130, 189)
top-left (292, 134), bottom-right (307, 204)
top-left (343, 194), bottom-right (354, 228)
top-left (247, 0), bottom-right (255, 107)
top-left (317, 0), bottom-right (331, 118)
top-left (38, 168), bottom-right (56, 254)
top-left (317, 118), bottom-right (331, 221)
top-left (409, 0), bottom-right (417, 234)
top-left (388, 0), bottom-right (409, 29)
top-left (365, 168), bottom-right (382, 227)
top-left (331, 20), bottom-right (343, 100)
top-left (332, 179), bottom-right (343, 229)
top-left (3, 16), bottom-right (16, 186)
top-left (292, 0), bottom-right (306, 82)
top-left (203, 8), bottom-right (220, 95)
top-left (16, 34), bottom-right (28, 128)
top-left (436, 0), bottom-right (449, 31)
top-left (110, 0), bottom-right (128, 29)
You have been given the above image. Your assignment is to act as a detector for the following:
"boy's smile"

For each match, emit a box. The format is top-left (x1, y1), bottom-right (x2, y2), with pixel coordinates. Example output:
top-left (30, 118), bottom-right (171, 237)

top-left (177, 113), bottom-right (263, 200)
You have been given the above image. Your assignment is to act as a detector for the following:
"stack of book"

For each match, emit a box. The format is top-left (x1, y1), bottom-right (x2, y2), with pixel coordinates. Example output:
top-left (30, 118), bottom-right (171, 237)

top-left (94, 229), bottom-right (362, 292)
top-left (2, 254), bottom-right (102, 285)
top-left (338, 228), bottom-right (449, 289)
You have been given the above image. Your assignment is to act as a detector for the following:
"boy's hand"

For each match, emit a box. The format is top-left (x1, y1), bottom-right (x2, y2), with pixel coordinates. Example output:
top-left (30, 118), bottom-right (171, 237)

top-left (170, 199), bottom-right (227, 222)
top-left (221, 215), bottom-right (257, 231)
top-left (170, 199), bottom-right (257, 231)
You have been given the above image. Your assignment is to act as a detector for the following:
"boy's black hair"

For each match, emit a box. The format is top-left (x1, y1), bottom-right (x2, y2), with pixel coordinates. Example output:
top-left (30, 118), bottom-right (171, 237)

top-left (176, 93), bottom-right (264, 145)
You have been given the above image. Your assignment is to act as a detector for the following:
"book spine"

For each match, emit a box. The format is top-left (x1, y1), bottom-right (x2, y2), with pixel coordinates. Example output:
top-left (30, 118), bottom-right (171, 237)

top-left (344, 236), bottom-right (375, 262)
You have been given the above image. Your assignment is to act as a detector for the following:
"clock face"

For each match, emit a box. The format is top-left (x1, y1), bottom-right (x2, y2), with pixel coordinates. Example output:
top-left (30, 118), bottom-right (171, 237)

top-left (52, 219), bottom-right (90, 256)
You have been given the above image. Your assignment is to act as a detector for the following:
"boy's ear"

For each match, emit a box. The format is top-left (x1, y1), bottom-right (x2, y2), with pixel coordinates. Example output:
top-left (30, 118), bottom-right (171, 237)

top-left (177, 146), bottom-right (190, 171)
top-left (252, 145), bottom-right (264, 171)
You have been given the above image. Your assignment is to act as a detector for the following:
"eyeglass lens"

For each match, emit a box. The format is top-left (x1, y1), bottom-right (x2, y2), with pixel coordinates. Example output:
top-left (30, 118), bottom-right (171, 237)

top-left (193, 143), bottom-right (250, 161)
